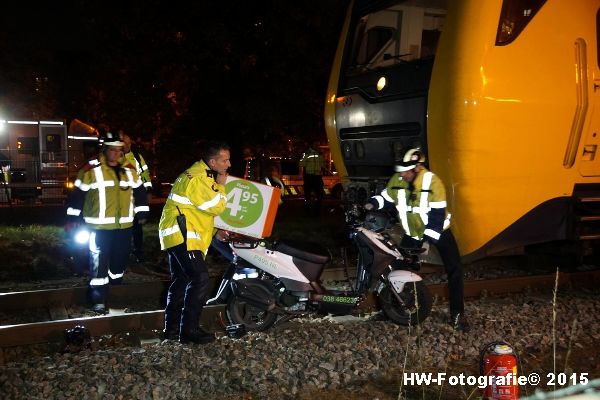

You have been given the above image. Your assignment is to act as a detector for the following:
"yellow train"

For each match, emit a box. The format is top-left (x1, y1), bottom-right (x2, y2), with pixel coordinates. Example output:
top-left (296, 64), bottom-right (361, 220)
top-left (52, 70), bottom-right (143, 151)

top-left (325, 0), bottom-right (600, 262)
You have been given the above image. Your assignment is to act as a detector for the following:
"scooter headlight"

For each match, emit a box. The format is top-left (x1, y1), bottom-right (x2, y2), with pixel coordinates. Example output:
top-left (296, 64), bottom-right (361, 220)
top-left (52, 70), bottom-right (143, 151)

top-left (74, 229), bottom-right (90, 245)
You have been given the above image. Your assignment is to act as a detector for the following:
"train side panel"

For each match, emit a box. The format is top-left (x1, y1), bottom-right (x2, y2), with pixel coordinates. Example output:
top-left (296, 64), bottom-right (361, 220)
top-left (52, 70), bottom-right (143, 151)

top-left (428, 0), bottom-right (600, 259)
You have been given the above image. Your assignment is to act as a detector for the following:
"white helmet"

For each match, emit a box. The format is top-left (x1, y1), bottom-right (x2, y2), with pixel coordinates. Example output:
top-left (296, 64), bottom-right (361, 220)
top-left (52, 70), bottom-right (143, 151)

top-left (99, 130), bottom-right (124, 147)
top-left (394, 148), bottom-right (426, 172)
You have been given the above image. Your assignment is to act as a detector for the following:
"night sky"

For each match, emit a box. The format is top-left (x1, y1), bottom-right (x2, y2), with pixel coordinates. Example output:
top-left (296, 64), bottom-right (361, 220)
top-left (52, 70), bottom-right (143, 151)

top-left (0, 1), bottom-right (346, 177)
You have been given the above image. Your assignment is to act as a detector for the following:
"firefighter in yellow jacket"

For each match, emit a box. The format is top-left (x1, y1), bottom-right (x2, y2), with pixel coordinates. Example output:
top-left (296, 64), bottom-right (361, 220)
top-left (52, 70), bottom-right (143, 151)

top-left (66, 131), bottom-right (149, 314)
top-left (159, 141), bottom-right (230, 344)
top-left (366, 148), bottom-right (469, 332)
top-left (119, 130), bottom-right (153, 262)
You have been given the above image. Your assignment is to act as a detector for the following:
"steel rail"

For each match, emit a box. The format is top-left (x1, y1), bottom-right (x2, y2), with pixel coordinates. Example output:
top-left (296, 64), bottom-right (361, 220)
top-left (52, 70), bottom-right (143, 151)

top-left (0, 305), bottom-right (226, 348)
top-left (0, 269), bottom-right (599, 349)
top-left (0, 281), bottom-right (170, 311)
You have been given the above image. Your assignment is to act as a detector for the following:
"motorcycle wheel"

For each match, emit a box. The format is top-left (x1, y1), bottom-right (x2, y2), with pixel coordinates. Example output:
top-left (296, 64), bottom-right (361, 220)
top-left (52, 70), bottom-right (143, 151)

top-left (226, 281), bottom-right (278, 331)
top-left (379, 280), bottom-right (432, 326)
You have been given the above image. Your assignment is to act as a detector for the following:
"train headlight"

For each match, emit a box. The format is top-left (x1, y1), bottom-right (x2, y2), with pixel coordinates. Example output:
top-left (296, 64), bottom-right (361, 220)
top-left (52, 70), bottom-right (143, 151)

top-left (74, 229), bottom-right (90, 245)
top-left (376, 76), bottom-right (387, 91)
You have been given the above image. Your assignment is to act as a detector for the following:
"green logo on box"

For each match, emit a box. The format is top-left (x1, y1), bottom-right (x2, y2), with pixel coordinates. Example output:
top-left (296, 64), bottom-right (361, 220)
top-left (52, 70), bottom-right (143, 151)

top-left (221, 180), bottom-right (264, 228)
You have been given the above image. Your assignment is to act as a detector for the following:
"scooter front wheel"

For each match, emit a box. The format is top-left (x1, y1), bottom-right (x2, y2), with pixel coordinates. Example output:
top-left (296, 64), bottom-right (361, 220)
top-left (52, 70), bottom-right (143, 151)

top-left (226, 282), bottom-right (278, 331)
top-left (379, 280), bottom-right (432, 326)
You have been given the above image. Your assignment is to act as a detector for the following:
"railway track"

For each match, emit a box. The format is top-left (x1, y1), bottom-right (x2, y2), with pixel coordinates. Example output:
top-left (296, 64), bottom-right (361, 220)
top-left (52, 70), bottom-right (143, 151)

top-left (1, 268), bottom-right (599, 350)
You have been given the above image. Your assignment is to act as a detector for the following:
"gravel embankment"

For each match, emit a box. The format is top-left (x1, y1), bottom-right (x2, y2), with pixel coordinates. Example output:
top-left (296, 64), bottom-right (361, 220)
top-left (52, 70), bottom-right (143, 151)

top-left (1, 289), bottom-right (599, 400)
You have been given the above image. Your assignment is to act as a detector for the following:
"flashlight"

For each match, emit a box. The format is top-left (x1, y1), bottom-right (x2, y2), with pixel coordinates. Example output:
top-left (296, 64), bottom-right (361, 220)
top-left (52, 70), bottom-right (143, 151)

top-left (74, 229), bottom-right (90, 244)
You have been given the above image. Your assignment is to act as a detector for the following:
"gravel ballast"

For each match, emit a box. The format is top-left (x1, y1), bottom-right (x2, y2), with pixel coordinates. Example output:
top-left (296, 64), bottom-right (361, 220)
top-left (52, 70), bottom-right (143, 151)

top-left (1, 288), bottom-right (600, 399)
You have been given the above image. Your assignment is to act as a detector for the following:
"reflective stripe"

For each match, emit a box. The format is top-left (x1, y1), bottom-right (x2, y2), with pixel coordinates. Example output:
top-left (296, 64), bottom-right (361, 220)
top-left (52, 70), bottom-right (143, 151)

top-left (418, 172), bottom-right (433, 225)
top-left (90, 277), bottom-right (109, 286)
top-left (141, 164), bottom-right (149, 171)
top-left (84, 216), bottom-right (116, 224)
top-left (108, 270), bottom-right (124, 280)
top-left (159, 225), bottom-right (200, 240)
top-left (135, 205), bottom-right (150, 213)
top-left (443, 213), bottom-right (451, 229)
top-left (74, 179), bottom-right (91, 191)
top-left (67, 207), bottom-right (81, 216)
top-left (85, 181), bottom-right (115, 189)
top-left (372, 195), bottom-right (385, 209)
top-left (381, 189), bottom-right (394, 203)
top-left (423, 229), bottom-right (441, 240)
top-left (198, 193), bottom-right (226, 211)
top-left (119, 216), bottom-right (134, 223)
top-left (143, 181), bottom-right (152, 188)
top-left (93, 167), bottom-right (108, 222)
top-left (159, 224), bottom-right (180, 238)
top-left (169, 192), bottom-right (193, 205)
top-left (395, 189), bottom-right (410, 234)
top-left (429, 201), bottom-right (447, 209)
top-left (187, 231), bottom-right (201, 239)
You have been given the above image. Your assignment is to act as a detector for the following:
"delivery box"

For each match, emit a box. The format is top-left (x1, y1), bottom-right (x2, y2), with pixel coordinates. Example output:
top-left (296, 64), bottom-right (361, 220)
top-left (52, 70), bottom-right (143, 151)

top-left (214, 176), bottom-right (281, 239)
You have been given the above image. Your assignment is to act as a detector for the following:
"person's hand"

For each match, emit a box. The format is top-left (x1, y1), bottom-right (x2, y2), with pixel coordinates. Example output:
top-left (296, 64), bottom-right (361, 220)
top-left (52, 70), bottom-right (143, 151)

top-left (215, 229), bottom-right (230, 241)
top-left (216, 172), bottom-right (228, 185)
top-left (364, 203), bottom-right (374, 211)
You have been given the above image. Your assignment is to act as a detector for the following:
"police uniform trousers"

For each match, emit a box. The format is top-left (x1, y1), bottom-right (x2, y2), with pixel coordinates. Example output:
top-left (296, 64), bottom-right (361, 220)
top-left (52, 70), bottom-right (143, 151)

top-left (401, 229), bottom-right (464, 315)
top-left (434, 229), bottom-right (464, 315)
top-left (88, 228), bottom-right (132, 305)
top-left (164, 243), bottom-right (210, 335)
top-left (132, 215), bottom-right (144, 258)
top-left (303, 174), bottom-right (324, 215)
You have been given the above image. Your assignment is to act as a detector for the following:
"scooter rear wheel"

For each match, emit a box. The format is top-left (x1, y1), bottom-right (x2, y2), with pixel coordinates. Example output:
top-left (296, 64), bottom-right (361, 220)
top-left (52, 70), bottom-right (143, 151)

top-left (379, 280), bottom-right (432, 326)
top-left (226, 281), bottom-right (278, 331)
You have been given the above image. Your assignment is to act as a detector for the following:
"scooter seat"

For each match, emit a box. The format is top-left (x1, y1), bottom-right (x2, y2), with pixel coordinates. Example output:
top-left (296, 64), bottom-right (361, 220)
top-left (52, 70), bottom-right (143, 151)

top-left (275, 240), bottom-right (331, 264)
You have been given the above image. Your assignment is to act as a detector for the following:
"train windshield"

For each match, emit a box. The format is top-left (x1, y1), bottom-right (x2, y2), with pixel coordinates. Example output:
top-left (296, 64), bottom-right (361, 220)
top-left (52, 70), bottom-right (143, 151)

top-left (345, 0), bottom-right (447, 77)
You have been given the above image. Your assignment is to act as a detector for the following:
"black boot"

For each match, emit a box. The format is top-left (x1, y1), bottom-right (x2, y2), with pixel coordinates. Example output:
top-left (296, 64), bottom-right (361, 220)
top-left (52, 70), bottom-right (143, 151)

top-left (163, 313), bottom-right (181, 341)
top-left (450, 312), bottom-right (470, 332)
top-left (180, 327), bottom-right (215, 344)
top-left (162, 329), bottom-right (179, 341)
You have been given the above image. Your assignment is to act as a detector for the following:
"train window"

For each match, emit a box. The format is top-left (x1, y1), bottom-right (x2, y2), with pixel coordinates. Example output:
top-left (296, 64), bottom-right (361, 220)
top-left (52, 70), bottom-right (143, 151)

top-left (348, 10), bottom-right (401, 73)
top-left (17, 137), bottom-right (39, 155)
top-left (45, 134), bottom-right (62, 152)
top-left (496, 0), bottom-right (547, 46)
top-left (346, 4), bottom-right (446, 78)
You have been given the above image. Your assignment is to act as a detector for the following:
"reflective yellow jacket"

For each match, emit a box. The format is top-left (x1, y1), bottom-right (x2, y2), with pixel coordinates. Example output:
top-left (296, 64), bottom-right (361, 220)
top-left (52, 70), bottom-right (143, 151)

top-left (158, 160), bottom-right (227, 254)
top-left (124, 150), bottom-right (152, 191)
top-left (299, 148), bottom-right (325, 175)
top-left (66, 154), bottom-right (149, 230)
top-left (370, 168), bottom-right (451, 243)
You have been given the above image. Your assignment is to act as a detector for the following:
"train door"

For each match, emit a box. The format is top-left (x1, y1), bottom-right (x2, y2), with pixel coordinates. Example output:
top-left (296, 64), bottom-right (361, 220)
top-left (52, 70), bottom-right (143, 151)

top-left (579, 8), bottom-right (600, 177)
top-left (39, 122), bottom-right (68, 200)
